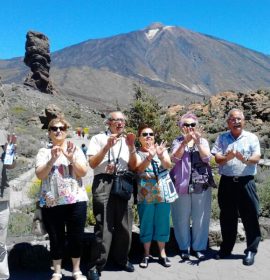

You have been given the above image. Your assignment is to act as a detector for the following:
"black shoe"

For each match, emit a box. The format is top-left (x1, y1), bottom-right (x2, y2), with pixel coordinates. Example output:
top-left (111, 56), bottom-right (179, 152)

top-left (139, 256), bottom-right (150, 268)
top-left (181, 252), bottom-right (190, 260)
top-left (243, 251), bottom-right (255, 266)
top-left (195, 251), bottom-right (205, 260)
top-left (180, 250), bottom-right (190, 260)
top-left (120, 261), bottom-right (135, 272)
top-left (159, 256), bottom-right (171, 267)
top-left (87, 268), bottom-right (100, 280)
top-left (215, 251), bottom-right (231, 260)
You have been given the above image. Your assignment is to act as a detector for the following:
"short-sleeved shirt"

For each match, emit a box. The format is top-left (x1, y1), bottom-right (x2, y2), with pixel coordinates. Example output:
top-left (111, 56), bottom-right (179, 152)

top-left (35, 146), bottom-right (88, 207)
top-left (87, 131), bottom-right (130, 176)
top-left (211, 130), bottom-right (261, 176)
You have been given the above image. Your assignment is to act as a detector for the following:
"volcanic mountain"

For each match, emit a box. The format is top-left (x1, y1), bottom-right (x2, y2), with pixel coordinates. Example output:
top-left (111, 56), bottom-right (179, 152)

top-left (1, 23), bottom-right (270, 108)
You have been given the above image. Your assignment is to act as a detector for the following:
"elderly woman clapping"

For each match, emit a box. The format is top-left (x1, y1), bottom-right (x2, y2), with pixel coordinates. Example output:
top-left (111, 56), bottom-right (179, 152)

top-left (170, 112), bottom-right (215, 261)
top-left (35, 117), bottom-right (88, 280)
top-left (135, 124), bottom-right (178, 269)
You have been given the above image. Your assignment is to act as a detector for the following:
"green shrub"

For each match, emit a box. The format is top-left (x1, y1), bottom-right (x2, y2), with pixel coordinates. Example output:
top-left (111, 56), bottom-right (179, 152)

top-left (8, 206), bottom-right (35, 236)
top-left (257, 167), bottom-right (270, 217)
top-left (27, 178), bottom-right (41, 200)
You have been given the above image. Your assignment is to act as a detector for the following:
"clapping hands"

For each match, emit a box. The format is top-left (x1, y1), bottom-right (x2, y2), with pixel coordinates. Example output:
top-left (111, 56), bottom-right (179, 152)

top-left (145, 140), bottom-right (168, 159)
top-left (62, 141), bottom-right (76, 162)
top-left (182, 126), bottom-right (204, 144)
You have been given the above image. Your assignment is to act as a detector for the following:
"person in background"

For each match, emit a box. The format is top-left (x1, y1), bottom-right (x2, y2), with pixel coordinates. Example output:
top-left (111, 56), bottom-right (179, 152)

top-left (0, 131), bottom-right (16, 280)
top-left (211, 108), bottom-right (261, 266)
top-left (81, 144), bottom-right (88, 157)
top-left (170, 112), bottom-right (213, 261)
top-left (35, 117), bottom-right (88, 280)
top-left (135, 124), bottom-right (174, 268)
top-left (86, 111), bottom-right (137, 280)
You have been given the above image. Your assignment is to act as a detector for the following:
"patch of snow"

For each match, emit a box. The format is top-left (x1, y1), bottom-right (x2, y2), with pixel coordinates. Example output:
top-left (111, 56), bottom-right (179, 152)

top-left (145, 28), bottom-right (159, 40)
top-left (163, 26), bottom-right (174, 31)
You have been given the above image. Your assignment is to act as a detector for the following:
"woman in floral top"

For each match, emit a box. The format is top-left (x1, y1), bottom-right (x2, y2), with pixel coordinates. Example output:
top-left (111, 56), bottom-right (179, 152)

top-left (35, 117), bottom-right (88, 280)
top-left (135, 124), bottom-right (173, 269)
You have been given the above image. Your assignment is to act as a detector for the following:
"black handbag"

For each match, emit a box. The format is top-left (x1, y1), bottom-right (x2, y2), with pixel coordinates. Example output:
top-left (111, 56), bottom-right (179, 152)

top-left (111, 171), bottom-right (135, 200)
top-left (107, 138), bottom-right (134, 200)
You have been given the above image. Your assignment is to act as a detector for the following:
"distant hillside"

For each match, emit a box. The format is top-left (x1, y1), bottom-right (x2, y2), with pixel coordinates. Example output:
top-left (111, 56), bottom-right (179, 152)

top-left (1, 23), bottom-right (270, 108)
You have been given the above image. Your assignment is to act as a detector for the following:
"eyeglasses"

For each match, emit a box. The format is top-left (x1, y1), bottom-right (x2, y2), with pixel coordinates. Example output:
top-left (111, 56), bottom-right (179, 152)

top-left (183, 123), bottom-right (196, 128)
top-left (109, 118), bottom-right (125, 123)
top-left (50, 126), bottom-right (67, 132)
top-left (141, 132), bottom-right (154, 137)
top-left (228, 117), bottom-right (242, 123)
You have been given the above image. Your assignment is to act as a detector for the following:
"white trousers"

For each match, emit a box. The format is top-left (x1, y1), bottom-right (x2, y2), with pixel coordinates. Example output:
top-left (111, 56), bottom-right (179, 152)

top-left (171, 188), bottom-right (211, 252)
top-left (0, 201), bottom-right (10, 280)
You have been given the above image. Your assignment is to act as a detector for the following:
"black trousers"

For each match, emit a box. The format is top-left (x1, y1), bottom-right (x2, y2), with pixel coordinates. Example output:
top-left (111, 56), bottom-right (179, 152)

top-left (42, 201), bottom-right (87, 260)
top-left (218, 175), bottom-right (261, 254)
top-left (90, 174), bottom-right (133, 271)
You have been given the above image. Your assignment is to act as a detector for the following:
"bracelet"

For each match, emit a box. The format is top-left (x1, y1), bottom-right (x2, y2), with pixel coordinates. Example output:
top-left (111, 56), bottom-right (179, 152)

top-left (243, 156), bottom-right (249, 164)
top-left (173, 155), bottom-right (181, 161)
top-left (46, 161), bottom-right (53, 168)
top-left (146, 156), bottom-right (152, 162)
top-left (70, 159), bottom-right (77, 165)
top-left (129, 149), bottom-right (136, 154)
top-left (182, 141), bottom-right (188, 146)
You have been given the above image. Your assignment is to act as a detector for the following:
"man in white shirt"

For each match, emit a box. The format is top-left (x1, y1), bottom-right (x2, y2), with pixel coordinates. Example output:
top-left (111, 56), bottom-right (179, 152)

top-left (87, 111), bottom-right (137, 280)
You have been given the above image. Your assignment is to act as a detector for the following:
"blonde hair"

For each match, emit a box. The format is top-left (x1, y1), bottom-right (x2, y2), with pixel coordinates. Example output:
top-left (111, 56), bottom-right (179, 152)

top-left (48, 117), bottom-right (70, 131)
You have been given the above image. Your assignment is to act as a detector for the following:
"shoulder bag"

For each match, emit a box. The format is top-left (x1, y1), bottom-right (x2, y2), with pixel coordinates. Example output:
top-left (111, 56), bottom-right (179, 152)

top-left (109, 139), bottom-right (135, 200)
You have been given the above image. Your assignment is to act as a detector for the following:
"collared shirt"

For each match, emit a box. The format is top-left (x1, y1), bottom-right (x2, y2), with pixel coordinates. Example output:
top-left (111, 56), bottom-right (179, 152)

top-left (87, 131), bottom-right (130, 176)
top-left (211, 130), bottom-right (261, 176)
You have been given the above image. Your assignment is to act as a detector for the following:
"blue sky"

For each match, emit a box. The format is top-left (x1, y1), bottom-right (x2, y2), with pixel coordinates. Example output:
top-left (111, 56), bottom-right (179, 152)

top-left (0, 0), bottom-right (269, 59)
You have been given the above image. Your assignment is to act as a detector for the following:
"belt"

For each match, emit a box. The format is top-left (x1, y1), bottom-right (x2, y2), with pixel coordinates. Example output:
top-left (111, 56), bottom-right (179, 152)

top-left (222, 175), bottom-right (254, 183)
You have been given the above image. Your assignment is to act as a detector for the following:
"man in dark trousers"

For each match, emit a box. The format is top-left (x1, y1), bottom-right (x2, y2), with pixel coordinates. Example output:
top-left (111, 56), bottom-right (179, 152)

top-left (86, 111), bottom-right (137, 280)
top-left (211, 108), bottom-right (261, 266)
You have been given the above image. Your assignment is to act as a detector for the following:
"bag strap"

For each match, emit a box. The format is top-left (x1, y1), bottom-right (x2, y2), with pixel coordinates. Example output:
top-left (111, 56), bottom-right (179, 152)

top-left (151, 159), bottom-right (160, 181)
top-left (108, 138), bottom-right (122, 174)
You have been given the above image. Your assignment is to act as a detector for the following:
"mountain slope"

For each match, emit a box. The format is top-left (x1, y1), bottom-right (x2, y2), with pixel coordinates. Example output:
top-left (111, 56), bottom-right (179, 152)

top-left (1, 23), bottom-right (270, 108)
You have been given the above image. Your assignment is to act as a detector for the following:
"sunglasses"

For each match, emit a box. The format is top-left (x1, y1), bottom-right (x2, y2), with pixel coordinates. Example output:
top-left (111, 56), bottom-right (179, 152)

top-left (50, 126), bottom-right (67, 132)
top-left (183, 123), bottom-right (196, 128)
top-left (141, 132), bottom-right (154, 137)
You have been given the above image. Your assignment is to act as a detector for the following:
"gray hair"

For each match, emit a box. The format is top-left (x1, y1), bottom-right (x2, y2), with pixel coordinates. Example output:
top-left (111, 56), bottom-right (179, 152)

top-left (104, 111), bottom-right (127, 125)
top-left (226, 108), bottom-right (245, 121)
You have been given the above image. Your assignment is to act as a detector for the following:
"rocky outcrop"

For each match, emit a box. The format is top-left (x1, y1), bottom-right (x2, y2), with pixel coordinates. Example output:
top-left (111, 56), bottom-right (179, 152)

top-left (39, 104), bottom-right (64, 129)
top-left (24, 31), bottom-right (57, 95)
top-left (167, 89), bottom-right (270, 143)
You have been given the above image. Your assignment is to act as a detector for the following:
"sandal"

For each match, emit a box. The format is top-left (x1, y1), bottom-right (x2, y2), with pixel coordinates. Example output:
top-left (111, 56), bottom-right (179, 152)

top-left (72, 271), bottom-right (87, 280)
top-left (139, 256), bottom-right (150, 268)
top-left (51, 273), bottom-right (62, 280)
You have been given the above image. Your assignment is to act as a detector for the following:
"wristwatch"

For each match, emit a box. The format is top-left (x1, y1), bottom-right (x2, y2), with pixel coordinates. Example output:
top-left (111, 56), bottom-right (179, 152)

top-left (243, 156), bottom-right (249, 164)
